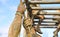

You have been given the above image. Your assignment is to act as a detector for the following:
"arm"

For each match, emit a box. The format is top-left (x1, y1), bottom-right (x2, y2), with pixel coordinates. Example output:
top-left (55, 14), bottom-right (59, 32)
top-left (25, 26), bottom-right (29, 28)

top-left (8, 0), bottom-right (26, 37)
top-left (8, 13), bottom-right (23, 37)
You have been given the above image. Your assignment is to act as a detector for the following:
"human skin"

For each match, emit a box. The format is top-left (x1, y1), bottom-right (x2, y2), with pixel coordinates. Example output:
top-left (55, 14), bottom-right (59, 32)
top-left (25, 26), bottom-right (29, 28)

top-left (8, 0), bottom-right (42, 37)
top-left (8, 0), bottom-right (25, 37)
top-left (8, 0), bottom-right (35, 37)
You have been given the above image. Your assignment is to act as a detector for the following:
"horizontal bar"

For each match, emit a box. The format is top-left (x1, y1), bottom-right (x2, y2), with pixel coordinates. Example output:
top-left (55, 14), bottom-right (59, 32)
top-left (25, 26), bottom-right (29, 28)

top-left (39, 26), bottom-right (57, 28)
top-left (33, 22), bottom-right (56, 25)
top-left (33, 25), bottom-right (57, 28)
top-left (42, 21), bottom-right (58, 23)
top-left (34, 21), bottom-right (58, 23)
top-left (44, 17), bottom-right (60, 19)
top-left (38, 12), bottom-right (60, 15)
top-left (35, 15), bottom-right (60, 19)
top-left (40, 24), bottom-right (57, 25)
top-left (29, 1), bottom-right (60, 4)
top-left (33, 23), bottom-right (58, 26)
top-left (31, 7), bottom-right (60, 10)
top-left (34, 20), bottom-right (58, 23)
top-left (38, 14), bottom-right (60, 15)
top-left (43, 20), bottom-right (58, 22)
top-left (41, 23), bottom-right (56, 25)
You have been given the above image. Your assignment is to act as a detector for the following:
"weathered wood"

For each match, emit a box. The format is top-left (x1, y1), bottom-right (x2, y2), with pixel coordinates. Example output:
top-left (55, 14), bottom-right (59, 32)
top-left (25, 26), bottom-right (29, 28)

top-left (34, 21), bottom-right (58, 23)
top-left (34, 15), bottom-right (60, 19)
top-left (31, 7), bottom-right (60, 10)
top-left (39, 26), bottom-right (57, 28)
top-left (38, 12), bottom-right (60, 15)
top-left (25, 0), bottom-right (60, 36)
top-left (30, 0), bottom-right (60, 2)
top-left (29, 1), bottom-right (60, 4)
top-left (33, 25), bottom-right (57, 28)
top-left (42, 21), bottom-right (58, 23)
top-left (41, 23), bottom-right (56, 25)
top-left (39, 15), bottom-right (60, 18)
top-left (34, 22), bottom-right (56, 25)
top-left (34, 20), bottom-right (58, 23)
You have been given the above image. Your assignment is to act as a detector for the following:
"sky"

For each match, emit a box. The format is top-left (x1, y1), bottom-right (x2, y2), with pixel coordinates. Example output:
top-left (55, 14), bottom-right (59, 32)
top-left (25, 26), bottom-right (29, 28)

top-left (0, 0), bottom-right (60, 37)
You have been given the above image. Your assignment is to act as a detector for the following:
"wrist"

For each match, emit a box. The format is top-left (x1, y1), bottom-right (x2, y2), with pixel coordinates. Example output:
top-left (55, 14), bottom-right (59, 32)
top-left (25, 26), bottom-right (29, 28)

top-left (17, 11), bottom-right (24, 14)
top-left (15, 11), bottom-right (24, 16)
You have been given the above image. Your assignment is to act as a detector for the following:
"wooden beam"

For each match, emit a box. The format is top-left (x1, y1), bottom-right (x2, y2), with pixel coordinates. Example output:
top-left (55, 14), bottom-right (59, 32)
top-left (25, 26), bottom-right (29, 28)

top-left (39, 12), bottom-right (60, 14)
top-left (41, 23), bottom-right (56, 25)
top-left (44, 17), bottom-right (60, 19)
top-left (33, 24), bottom-right (58, 28)
top-left (29, 1), bottom-right (60, 4)
top-left (39, 26), bottom-right (57, 28)
top-left (37, 15), bottom-right (60, 19)
top-left (31, 7), bottom-right (60, 10)
top-left (38, 12), bottom-right (60, 15)
top-left (34, 20), bottom-right (58, 23)
top-left (43, 21), bottom-right (58, 23)
top-left (34, 21), bottom-right (58, 23)
top-left (34, 22), bottom-right (56, 25)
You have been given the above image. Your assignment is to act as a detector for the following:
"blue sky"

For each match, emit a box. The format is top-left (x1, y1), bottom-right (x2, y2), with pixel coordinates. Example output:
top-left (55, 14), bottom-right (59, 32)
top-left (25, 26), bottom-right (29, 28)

top-left (0, 0), bottom-right (19, 37)
top-left (0, 0), bottom-right (60, 37)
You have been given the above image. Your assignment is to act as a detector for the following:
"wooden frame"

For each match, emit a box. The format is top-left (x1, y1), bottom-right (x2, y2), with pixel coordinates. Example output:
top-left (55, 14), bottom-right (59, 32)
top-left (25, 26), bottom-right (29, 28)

top-left (24, 0), bottom-right (60, 37)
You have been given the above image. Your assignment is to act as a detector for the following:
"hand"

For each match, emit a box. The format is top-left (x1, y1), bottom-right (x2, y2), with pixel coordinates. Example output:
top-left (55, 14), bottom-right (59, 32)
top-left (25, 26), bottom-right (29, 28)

top-left (24, 18), bottom-right (32, 26)
top-left (17, 0), bottom-right (26, 14)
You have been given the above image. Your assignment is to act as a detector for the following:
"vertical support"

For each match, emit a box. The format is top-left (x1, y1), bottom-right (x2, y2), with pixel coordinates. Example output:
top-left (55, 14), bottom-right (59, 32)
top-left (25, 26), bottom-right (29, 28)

top-left (53, 33), bottom-right (58, 37)
top-left (53, 23), bottom-right (60, 37)
top-left (53, 29), bottom-right (58, 37)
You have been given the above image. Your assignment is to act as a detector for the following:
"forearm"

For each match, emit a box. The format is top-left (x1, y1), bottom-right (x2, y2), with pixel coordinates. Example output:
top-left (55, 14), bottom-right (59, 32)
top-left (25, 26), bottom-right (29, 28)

top-left (8, 12), bottom-right (23, 37)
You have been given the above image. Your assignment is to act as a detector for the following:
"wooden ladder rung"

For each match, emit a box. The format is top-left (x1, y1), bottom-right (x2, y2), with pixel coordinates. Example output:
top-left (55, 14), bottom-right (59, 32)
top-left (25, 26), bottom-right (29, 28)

top-left (41, 23), bottom-right (56, 25)
top-left (38, 12), bottom-right (60, 15)
top-left (29, 1), bottom-right (60, 4)
top-left (39, 26), bottom-right (57, 28)
top-left (31, 7), bottom-right (60, 10)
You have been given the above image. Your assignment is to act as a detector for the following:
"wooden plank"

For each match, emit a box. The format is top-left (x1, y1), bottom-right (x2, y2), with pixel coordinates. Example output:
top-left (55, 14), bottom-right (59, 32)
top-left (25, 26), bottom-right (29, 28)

top-left (29, 0), bottom-right (60, 2)
top-left (37, 15), bottom-right (60, 19)
top-left (39, 26), bottom-right (57, 28)
top-left (34, 21), bottom-right (58, 23)
top-left (33, 25), bottom-right (57, 28)
top-left (33, 24), bottom-right (58, 28)
top-left (32, 25), bottom-right (57, 28)
top-left (38, 12), bottom-right (60, 15)
top-left (31, 7), bottom-right (60, 10)
top-left (38, 12), bottom-right (60, 14)
top-left (41, 23), bottom-right (56, 25)
top-left (43, 21), bottom-right (58, 23)
top-left (34, 22), bottom-right (56, 25)
top-left (29, 1), bottom-right (60, 4)
top-left (34, 19), bottom-right (58, 23)
top-left (44, 17), bottom-right (60, 19)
